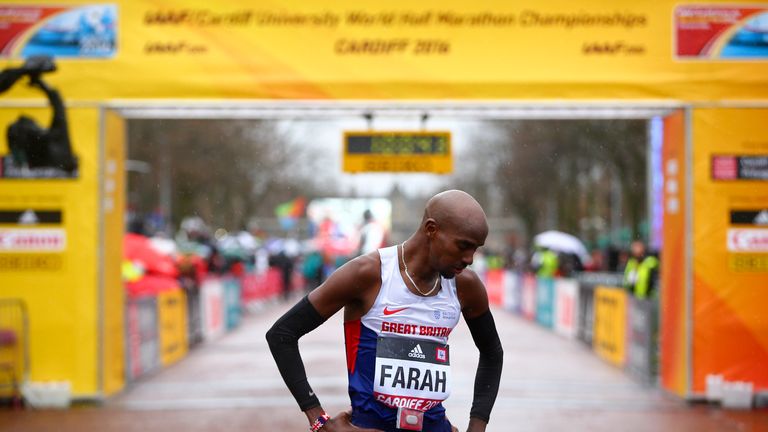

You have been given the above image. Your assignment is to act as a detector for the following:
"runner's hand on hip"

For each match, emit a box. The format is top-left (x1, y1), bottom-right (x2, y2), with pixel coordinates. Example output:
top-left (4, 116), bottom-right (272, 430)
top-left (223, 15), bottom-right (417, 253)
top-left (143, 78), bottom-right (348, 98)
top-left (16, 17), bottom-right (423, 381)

top-left (323, 411), bottom-right (383, 432)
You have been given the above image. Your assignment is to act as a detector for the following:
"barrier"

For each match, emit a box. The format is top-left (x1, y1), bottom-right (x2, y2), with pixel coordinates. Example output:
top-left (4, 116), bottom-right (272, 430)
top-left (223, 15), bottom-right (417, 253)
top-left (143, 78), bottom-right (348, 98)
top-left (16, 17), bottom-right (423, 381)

top-left (157, 288), bottom-right (188, 367)
top-left (241, 268), bottom-right (283, 309)
top-left (485, 269), bottom-right (505, 306)
top-left (535, 277), bottom-right (555, 329)
top-left (576, 273), bottom-right (624, 347)
top-left (554, 279), bottom-right (579, 339)
top-left (502, 271), bottom-right (663, 387)
top-left (222, 277), bottom-right (242, 330)
top-left (521, 273), bottom-right (537, 321)
top-left (626, 297), bottom-right (658, 385)
top-left (503, 270), bottom-right (521, 313)
top-left (185, 286), bottom-right (203, 347)
top-left (593, 286), bottom-right (628, 367)
top-left (0, 299), bottom-right (28, 404)
top-left (125, 296), bottom-right (159, 381)
top-left (200, 278), bottom-right (225, 341)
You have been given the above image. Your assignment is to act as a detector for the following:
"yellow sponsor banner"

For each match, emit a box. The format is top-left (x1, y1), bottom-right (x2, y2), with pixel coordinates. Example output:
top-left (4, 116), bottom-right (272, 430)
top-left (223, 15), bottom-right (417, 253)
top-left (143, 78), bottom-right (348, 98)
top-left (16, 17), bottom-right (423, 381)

top-left (158, 289), bottom-right (189, 367)
top-left (692, 108), bottom-right (768, 393)
top-left (2, 0), bottom-right (768, 101)
top-left (0, 106), bottom-right (101, 396)
top-left (593, 286), bottom-right (627, 367)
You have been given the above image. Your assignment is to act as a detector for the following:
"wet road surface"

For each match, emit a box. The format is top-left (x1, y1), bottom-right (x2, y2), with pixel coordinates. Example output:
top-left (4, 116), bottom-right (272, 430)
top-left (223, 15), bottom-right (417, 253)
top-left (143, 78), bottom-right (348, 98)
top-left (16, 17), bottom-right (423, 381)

top-left (2, 298), bottom-right (767, 432)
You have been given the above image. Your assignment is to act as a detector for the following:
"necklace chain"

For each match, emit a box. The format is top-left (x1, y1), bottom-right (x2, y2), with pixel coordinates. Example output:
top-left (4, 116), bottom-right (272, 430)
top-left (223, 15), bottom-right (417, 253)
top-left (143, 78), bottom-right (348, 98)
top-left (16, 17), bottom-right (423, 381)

top-left (401, 240), bottom-right (440, 296)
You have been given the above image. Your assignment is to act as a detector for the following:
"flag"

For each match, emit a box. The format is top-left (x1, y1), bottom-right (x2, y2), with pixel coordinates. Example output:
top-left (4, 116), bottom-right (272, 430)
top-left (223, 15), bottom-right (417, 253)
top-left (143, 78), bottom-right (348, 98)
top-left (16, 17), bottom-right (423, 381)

top-left (275, 197), bottom-right (306, 230)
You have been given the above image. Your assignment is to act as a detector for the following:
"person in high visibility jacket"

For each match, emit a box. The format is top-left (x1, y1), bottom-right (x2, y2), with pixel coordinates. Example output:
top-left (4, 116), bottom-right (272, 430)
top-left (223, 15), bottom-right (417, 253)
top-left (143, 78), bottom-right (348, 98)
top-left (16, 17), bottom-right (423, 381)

top-left (623, 240), bottom-right (659, 299)
top-left (533, 246), bottom-right (559, 278)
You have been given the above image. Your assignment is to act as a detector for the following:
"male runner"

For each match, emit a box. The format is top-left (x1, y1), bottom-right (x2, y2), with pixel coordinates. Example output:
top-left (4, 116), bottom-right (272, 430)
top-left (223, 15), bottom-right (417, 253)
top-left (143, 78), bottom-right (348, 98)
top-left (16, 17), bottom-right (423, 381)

top-left (267, 190), bottom-right (503, 432)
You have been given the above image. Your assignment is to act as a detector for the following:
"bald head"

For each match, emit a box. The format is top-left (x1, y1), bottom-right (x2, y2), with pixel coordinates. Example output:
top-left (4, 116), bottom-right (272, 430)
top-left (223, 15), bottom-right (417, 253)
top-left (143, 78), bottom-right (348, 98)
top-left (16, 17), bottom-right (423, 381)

top-left (424, 190), bottom-right (488, 238)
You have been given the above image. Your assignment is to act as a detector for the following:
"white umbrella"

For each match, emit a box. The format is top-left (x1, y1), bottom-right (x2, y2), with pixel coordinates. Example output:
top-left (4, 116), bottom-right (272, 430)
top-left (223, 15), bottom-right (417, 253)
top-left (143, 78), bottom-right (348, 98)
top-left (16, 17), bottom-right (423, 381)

top-left (533, 230), bottom-right (591, 264)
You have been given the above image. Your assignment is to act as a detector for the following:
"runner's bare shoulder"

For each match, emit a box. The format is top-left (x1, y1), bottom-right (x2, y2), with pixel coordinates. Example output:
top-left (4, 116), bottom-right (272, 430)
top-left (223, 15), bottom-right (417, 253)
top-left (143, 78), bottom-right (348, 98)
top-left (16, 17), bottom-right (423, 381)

top-left (455, 268), bottom-right (489, 318)
top-left (309, 251), bottom-right (382, 316)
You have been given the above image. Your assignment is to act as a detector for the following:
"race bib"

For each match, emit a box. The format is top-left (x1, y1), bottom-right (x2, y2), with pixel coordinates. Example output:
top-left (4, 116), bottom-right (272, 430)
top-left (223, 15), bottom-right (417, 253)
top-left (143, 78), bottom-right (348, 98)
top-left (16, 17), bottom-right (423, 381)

top-left (373, 336), bottom-right (451, 412)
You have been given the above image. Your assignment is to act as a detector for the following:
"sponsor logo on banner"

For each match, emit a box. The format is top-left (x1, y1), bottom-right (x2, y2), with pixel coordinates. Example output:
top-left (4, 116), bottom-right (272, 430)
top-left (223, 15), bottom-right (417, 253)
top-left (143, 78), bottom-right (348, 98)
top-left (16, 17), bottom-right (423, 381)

top-left (0, 228), bottom-right (66, 251)
top-left (675, 6), bottom-right (768, 60)
top-left (727, 229), bottom-right (768, 252)
top-left (729, 254), bottom-right (768, 272)
top-left (712, 156), bottom-right (738, 180)
top-left (0, 253), bottom-right (63, 271)
top-left (712, 155), bottom-right (768, 181)
top-left (731, 209), bottom-right (768, 226)
top-left (0, 209), bottom-right (63, 224)
top-left (0, 5), bottom-right (117, 59)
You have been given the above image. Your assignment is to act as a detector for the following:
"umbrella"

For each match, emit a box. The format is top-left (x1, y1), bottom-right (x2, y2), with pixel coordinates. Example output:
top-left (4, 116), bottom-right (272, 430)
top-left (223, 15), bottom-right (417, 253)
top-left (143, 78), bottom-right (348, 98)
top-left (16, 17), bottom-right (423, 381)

top-left (533, 230), bottom-right (591, 264)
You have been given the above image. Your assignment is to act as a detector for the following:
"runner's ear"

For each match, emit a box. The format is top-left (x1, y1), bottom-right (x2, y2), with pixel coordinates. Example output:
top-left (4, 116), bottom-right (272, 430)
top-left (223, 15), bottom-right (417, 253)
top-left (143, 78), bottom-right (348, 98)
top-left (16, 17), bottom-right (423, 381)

top-left (424, 218), bottom-right (438, 238)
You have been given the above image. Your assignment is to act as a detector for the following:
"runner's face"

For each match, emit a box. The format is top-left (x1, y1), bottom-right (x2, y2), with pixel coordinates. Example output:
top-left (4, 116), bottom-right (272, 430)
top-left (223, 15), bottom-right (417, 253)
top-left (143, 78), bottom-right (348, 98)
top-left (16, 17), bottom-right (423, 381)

top-left (430, 224), bottom-right (486, 279)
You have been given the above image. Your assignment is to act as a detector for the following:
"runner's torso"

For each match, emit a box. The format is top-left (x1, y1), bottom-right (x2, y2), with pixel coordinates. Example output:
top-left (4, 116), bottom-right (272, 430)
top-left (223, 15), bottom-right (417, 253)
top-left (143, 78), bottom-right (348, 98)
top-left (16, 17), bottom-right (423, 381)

top-left (344, 245), bottom-right (461, 428)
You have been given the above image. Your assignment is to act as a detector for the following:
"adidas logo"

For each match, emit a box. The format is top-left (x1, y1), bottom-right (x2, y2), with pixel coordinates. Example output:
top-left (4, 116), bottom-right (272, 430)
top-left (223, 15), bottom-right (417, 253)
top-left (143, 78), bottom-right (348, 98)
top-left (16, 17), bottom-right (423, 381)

top-left (755, 210), bottom-right (768, 225)
top-left (408, 344), bottom-right (426, 359)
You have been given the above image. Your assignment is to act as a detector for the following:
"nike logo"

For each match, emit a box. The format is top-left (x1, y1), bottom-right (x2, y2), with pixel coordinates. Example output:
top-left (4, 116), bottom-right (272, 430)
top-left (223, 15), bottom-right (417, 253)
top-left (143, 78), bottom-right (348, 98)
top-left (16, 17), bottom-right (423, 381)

top-left (383, 306), bottom-right (409, 315)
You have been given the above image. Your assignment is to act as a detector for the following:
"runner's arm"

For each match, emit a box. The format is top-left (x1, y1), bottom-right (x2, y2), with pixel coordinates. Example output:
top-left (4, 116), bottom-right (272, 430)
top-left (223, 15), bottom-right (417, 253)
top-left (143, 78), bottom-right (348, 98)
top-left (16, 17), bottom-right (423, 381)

top-left (265, 253), bottom-right (381, 428)
top-left (265, 295), bottom-right (327, 411)
top-left (458, 272), bottom-right (504, 432)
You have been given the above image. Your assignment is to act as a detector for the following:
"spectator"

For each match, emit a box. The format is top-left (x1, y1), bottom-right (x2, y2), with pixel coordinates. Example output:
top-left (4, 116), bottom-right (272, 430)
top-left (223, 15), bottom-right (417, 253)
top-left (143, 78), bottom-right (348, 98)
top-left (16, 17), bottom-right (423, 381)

top-left (357, 209), bottom-right (385, 256)
top-left (270, 248), bottom-right (295, 302)
top-left (532, 246), bottom-right (559, 278)
top-left (622, 240), bottom-right (659, 299)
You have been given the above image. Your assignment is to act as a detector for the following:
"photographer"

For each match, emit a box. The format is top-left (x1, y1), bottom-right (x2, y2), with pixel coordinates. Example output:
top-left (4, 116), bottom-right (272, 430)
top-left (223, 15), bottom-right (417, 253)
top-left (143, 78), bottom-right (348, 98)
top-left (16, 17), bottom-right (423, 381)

top-left (1, 56), bottom-right (77, 173)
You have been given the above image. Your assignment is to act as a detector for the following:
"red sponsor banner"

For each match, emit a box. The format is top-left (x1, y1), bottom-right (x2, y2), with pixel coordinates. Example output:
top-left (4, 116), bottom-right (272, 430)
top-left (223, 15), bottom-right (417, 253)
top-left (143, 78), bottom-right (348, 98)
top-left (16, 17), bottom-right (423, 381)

top-left (675, 5), bottom-right (767, 58)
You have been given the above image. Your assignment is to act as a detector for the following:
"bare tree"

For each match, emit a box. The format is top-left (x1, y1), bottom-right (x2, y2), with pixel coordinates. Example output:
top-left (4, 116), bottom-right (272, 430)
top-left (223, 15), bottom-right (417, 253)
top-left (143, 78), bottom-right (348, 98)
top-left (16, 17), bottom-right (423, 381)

top-left (127, 119), bottom-right (336, 233)
top-left (462, 119), bottom-right (647, 246)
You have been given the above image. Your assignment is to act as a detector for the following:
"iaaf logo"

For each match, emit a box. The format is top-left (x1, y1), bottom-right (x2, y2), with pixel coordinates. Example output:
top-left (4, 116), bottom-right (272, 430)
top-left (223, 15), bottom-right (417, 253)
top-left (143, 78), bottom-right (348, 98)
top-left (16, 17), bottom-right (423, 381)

top-left (727, 229), bottom-right (768, 252)
top-left (408, 344), bottom-right (426, 359)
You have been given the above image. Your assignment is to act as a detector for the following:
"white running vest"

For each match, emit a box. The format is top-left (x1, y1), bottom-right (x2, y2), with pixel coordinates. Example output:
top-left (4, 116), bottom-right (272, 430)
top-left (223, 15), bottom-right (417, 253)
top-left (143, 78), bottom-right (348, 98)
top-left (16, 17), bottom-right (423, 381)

top-left (361, 245), bottom-right (462, 411)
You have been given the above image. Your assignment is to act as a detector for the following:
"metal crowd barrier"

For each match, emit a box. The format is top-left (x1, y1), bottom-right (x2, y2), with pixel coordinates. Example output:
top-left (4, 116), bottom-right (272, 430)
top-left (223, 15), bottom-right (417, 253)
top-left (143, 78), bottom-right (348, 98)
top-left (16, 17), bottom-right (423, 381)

top-left (0, 299), bottom-right (29, 406)
top-left (626, 297), bottom-right (659, 385)
top-left (575, 272), bottom-right (624, 347)
top-left (125, 296), bottom-right (159, 381)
